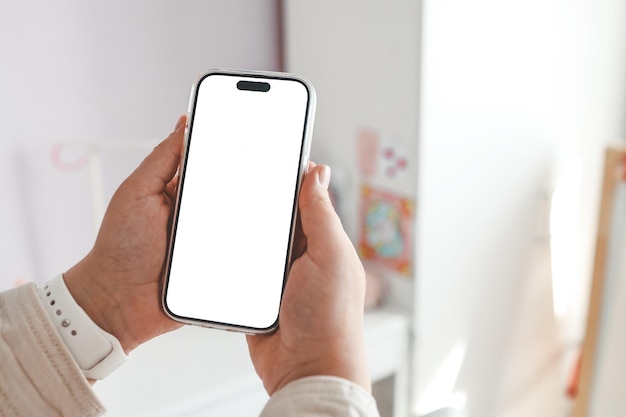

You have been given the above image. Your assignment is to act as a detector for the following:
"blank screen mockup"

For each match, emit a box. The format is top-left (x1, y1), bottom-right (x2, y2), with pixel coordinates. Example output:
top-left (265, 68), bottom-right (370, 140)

top-left (165, 74), bottom-right (310, 330)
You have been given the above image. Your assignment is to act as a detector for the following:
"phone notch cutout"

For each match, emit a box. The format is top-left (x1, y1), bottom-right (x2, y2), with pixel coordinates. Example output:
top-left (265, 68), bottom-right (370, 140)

top-left (237, 80), bottom-right (271, 93)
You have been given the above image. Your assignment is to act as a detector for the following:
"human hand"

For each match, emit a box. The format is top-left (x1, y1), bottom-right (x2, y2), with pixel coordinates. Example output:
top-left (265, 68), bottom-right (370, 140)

top-left (64, 116), bottom-right (187, 353)
top-left (246, 163), bottom-right (371, 395)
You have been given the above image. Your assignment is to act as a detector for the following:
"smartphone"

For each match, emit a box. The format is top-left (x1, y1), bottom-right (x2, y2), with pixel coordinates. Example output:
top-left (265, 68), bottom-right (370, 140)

top-left (162, 69), bottom-right (316, 334)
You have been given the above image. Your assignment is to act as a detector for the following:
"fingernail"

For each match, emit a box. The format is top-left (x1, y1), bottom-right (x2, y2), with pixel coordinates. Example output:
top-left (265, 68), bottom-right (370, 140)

top-left (174, 115), bottom-right (185, 131)
top-left (317, 165), bottom-right (331, 190)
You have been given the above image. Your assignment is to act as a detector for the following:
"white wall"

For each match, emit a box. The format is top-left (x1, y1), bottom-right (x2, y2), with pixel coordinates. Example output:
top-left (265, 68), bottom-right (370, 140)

top-left (0, 0), bottom-right (280, 290)
top-left (283, 0), bottom-right (421, 313)
top-left (417, 1), bottom-right (626, 416)
top-left (284, 1), bottom-right (626, 416)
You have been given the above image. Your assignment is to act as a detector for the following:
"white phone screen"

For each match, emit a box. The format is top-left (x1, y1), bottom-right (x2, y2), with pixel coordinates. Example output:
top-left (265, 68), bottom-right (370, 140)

top-left (164, 73), bottom-right (311, 330)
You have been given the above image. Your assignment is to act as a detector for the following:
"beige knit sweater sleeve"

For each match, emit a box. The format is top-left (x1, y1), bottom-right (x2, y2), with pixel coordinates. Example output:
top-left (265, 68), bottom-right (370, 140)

top-left (0, 283), bottom-right (105, 417)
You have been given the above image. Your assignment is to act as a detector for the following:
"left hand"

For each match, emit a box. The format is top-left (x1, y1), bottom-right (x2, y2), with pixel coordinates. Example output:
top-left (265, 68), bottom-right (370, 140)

top-left (64, 116), bottom-right (187, 353)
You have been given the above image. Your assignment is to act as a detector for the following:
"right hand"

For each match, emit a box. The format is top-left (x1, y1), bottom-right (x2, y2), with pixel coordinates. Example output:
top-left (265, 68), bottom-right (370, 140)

top-left (246, 163), bottom-right (371, 395)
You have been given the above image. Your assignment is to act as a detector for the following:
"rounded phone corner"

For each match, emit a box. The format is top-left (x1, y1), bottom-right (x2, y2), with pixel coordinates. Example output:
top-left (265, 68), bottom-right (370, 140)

top-left (160, 294), bottom-right (184, 325)
top-left (247, 316), bottom-right (280, 335)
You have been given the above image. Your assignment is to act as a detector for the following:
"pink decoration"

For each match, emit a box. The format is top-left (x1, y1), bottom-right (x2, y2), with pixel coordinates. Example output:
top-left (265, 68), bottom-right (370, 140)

top-left (356, 128), bottom-right (380, 178)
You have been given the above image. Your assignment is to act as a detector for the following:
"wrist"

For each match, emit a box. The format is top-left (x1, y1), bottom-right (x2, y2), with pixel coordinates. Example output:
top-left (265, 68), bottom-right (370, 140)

top-left (64, 257), bottom-right (138, 353)
top-left (38, 274), bottom-right (129, 380)
top-left (271, 349), bottom-right (371, 395)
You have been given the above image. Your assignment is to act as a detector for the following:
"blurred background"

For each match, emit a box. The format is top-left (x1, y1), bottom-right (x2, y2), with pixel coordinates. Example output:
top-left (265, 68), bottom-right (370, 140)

top-left (1, 1), bottom-right (625, 416)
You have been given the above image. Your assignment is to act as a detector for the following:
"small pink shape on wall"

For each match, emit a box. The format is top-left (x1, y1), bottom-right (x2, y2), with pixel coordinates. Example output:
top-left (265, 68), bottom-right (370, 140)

top-left (13, 276), bottom-right (28, 288)
top-left (356, 128), bottom-right (380, 179)
top-left (381, 143), bottom-right (408, 179)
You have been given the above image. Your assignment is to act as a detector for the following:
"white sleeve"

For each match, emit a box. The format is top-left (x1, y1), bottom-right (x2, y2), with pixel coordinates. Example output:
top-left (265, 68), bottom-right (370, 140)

top-left (260, 376), bottom-right (381, 417)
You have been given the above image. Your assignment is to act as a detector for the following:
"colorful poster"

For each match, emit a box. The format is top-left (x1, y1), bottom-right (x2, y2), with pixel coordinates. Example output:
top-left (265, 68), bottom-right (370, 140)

top-left (358, 185), bottom-right (414, 276)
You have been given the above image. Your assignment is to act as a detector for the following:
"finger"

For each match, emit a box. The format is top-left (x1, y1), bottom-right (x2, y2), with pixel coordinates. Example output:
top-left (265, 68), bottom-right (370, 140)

top-left (132, 115), bottom-right (187, 194)
top-left (290, 161), bottom-right (317, 259)
top-left (174, 114), bottom-right (186, 130)
top-left (298, 165), bottom-right (346, 256)
top-left (290, 212), bottom-right (306, 260)
top-left (165, 174), bottom-right (180, 202)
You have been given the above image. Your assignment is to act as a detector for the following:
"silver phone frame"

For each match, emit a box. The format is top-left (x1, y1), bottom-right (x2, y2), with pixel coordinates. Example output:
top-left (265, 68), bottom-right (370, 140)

top-left (161, 69), bottom-right (316, 334)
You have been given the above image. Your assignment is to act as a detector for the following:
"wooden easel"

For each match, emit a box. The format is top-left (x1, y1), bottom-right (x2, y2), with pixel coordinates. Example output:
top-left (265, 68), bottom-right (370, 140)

top-left (574, 147), bottom-right (626, 416)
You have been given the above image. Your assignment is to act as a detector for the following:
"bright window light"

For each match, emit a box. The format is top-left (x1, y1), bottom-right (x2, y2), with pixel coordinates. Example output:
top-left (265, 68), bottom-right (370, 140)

top-left (549, 159), bottom-right (582, 319)
top-left (417, 343), bottom-right (467, 415)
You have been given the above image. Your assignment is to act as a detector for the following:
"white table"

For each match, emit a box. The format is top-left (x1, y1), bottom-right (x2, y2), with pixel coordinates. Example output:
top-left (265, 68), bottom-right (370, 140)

top-left (94, 309), bottom-right (409, 417)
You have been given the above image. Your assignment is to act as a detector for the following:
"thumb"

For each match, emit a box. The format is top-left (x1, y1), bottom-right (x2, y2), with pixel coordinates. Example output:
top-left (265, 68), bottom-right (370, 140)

top-left (131, 115), bottom-right (186, 193)
top-left (298, 164), bottom-right (345, 254)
